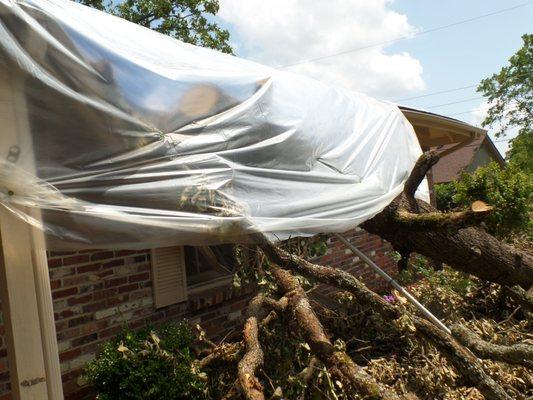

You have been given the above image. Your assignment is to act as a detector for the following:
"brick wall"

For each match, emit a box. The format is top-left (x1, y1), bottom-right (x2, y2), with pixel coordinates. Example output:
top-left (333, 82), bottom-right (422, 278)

top-left (0, 229), bottom-right (396, 399)
top-left (314, 228), bottom-right (397, 295)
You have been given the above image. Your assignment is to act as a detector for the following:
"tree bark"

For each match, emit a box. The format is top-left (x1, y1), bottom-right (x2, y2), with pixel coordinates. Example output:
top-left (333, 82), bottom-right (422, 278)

top-left (451, 324), bottom-right (533, 368)
top-left (256, 240), bottom-right (514, 400)
top-left (362, 195), bottom-right (533, 289)
top-left (357, 151), bottom-right (533, 289)
top-left (238, 294), bottom-right (266, 400)
top-left (270, 266), bottom-right (406, 400)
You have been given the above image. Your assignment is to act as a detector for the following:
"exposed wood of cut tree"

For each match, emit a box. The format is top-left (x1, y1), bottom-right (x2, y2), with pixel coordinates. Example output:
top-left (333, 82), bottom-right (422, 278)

top-left (362, 151), bottom-right (533, 289)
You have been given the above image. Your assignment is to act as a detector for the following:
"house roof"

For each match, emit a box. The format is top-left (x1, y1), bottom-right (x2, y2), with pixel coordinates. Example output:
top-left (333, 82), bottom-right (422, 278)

top-left (399, 106), bottom-right (486, 147)
top-left (431, 134), bottom-right (505, 183)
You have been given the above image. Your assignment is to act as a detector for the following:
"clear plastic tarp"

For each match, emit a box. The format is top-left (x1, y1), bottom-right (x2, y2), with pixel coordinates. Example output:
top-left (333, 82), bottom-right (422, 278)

top-left (0, 0), bottom-right (425, 249)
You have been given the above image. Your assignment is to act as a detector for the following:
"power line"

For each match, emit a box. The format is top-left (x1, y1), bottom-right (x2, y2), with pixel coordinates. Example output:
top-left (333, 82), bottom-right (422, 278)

top-left (394, 72), bottom-right (532, 103)
top-left (426, 96), bottom-right (484, 110)
top-left (279, 2), bottom-right (533, 68)
top-left (394, 85), bottom-right (476, 102)
top-left (446, 105), bottom-right (518, 117)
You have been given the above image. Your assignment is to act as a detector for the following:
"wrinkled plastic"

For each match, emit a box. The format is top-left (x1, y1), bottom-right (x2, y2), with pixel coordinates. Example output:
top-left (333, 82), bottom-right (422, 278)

top-left (0, 0), bottom-right (425, 249)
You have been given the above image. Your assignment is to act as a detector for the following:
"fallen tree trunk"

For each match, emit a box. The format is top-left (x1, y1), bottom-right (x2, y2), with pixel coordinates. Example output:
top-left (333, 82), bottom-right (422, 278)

top-left (362, 204), bottom-right (533, 289)
top-left (361, 151), bottom-right (533, 289)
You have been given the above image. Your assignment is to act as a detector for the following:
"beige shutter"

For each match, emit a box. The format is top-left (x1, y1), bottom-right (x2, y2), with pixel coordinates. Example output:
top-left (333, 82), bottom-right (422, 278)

top-left (151, 246), bottom-right (188, 308)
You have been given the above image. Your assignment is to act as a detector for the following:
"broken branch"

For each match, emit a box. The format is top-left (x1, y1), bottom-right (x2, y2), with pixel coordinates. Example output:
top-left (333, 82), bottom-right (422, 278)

top-left (239, 316), bottom-right (265, 400)
top-left (256, 239), bottom-right (512, 400)
top-left (269, 265), bottom-right (404, 400)
top-left (403, 151), bottom-right (439, 198)
top-left (451, 324), bottom-right (533, 368)
top-left (394, 201), bottom-right (493, 230)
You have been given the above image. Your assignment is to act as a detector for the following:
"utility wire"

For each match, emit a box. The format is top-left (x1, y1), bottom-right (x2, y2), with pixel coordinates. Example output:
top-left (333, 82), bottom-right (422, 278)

top-left (394, 72), bottom-right (532, 103)
top-left (426, 96), bottom-right (485, 110)
top-left (446, 105), bottom-right (518, 117)
top-left (279, 2), bottom-right (533, 68)
top-left (395, 85), bottom-right (476, 102)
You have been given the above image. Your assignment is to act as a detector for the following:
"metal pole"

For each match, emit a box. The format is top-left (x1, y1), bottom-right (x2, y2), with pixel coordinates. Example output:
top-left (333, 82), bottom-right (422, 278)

top-left (334, 233), bottom-right (451, 335)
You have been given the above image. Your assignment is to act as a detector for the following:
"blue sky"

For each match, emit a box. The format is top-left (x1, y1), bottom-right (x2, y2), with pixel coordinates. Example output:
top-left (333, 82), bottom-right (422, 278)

top-left (217, 0), bottom-right (533, 155)
top-left (388, 0), bottom-right (532, 154)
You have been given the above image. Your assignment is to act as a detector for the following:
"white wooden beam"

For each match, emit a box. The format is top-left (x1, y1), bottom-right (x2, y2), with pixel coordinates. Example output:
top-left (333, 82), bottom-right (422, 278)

top-left (0, 70), bottom-right (63, 398)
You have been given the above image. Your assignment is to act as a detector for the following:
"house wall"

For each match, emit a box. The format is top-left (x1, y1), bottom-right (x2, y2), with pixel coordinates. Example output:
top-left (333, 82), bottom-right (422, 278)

top-left (0, 229), bottom-right (397, 400)
top-left (465, 144), bottom-right (496, 174)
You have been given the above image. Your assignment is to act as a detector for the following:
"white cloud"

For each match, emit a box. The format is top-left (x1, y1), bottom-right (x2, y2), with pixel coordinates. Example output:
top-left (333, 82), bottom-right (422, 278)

top-left (218, 0), bottom-right (425, 99)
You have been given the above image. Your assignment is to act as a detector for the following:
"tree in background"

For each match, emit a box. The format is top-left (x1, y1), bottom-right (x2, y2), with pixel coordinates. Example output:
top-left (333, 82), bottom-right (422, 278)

top-left (477, 34), bottom-right (532, 173)
top-left (435, 162), bottom-right (532, 238)
top-left (77, 0), bottom-right (233, 54)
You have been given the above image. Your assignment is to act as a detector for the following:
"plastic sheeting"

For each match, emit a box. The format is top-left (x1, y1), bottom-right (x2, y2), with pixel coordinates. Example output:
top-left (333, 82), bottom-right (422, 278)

top-left (0, 0), bottom-right (425, 250)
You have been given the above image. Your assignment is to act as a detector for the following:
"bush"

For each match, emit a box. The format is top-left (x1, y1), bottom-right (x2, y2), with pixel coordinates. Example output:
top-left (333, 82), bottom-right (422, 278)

top-left (85, 323), bottom-right (206, 400)
top-left (435, 162), bottom-right (532, 238)
top-left (434, 181), bottom-right (456, 211)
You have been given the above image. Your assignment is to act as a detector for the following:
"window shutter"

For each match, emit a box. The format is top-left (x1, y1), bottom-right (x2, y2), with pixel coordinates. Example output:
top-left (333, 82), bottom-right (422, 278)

top-left (151, 246), bottom-right (188, 308)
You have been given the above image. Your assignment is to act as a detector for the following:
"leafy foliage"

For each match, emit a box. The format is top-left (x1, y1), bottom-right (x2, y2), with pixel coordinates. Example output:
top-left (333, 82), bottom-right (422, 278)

top-left (506, 128), bottom-right (533, 173)
top-left (477, 34), bottom-right (532, 173)
top-left (434, 181), bottom-right (456, 213)
top-left (77, 0), bottom-right (233, 54)
top-left (85, 323), bottom-right (206, 400)
top-left (435, 162), bottom-right (532, 238)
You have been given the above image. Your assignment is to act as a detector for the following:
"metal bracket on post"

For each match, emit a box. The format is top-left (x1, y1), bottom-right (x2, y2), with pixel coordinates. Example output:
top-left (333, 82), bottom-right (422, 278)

top-left (334, 233), bottom-right (451, 335)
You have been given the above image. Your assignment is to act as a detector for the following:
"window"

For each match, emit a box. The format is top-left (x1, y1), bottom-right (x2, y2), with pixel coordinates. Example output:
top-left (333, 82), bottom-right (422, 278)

top-left (184, 245), bottom-right (235, 289)
top-left (151, 244), bottom-right (236, 308)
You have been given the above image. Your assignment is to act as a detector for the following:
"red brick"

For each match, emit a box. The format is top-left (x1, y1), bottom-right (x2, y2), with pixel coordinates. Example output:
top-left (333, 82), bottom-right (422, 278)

top-left (128, 272), bottom-right (149, 283)
top-left (50, 251), bottom-right (75, 257)
top-left (50, 279), bottom-right (61, 290)
top-left (63, 275), bottom-right (90, 287)
top-left (91, 251), bottom-right (114, 261)
top-left (76, 263), bottom-right (101, 274)
top-left (102, 259), bottom-right (124, 268)
top-left (99, 325), bottom-right (122, 339)
top-left (97, 269), bottom-right (114, 278)
top-left (80, 320), bottom-right (108, 335)
top-left (71, 333), bottom-right (98, 347)
top-left (114, 249), bottom-right (136, 257)
top-left (63, 254), bottom-right (90, 266)
top-left (53, 287), bottom-right (78, 299)
top-left (105, 277), bottom-right (127, 288)
top-left (47, 258), bottom-right (63, 268)
top-left (82, 300), bottom-right (108, 313)
top-left (67, 294), bottom-right (93, 306)
top-left (118, 283), bottom-right (139, 294)
top-left (107, 295), bottom-right (129, 306)
top-left (59, 348), bottom-right (81, 362)
top-left (68, 315), bottom-right (94, 328)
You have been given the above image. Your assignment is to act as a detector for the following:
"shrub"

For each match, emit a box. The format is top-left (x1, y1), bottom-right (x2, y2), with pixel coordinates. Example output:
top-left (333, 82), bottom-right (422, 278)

top-left (85, 323), bottom-right (206, 400)
top-left (435, 162), bottom-right (532, 238)
top-left (434, 181), bottom-right (456, 211)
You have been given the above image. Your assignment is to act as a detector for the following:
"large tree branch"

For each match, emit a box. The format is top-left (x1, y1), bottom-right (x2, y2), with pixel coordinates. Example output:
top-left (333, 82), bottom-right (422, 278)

top-left (403, 151), bottom-right (439, 198)
top-left (269, 265), bottom-right (405, 400)
top-left (362, 197), bottom-right (533, 288)
top-left (451, 324), bottom-right (533, 368)
top-left (393, 201), bottom-right (493, 230)
top-left (255, 239), bottom-right (513, 400)
top-left (238, 294), bottom-right (265, 400)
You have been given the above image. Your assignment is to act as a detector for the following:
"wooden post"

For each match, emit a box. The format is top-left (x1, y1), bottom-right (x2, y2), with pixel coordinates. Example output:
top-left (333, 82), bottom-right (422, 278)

top-left (0, 70), bottom-right (63, 398)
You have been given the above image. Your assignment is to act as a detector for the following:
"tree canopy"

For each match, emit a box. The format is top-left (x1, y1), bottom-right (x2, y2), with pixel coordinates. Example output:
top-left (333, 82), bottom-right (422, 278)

top-left (435, 162), bottom-right (532, 238)
top-left (77, 0), bottom-right (233, 54)
top-left (477, 34), bottom-right (532, 172)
